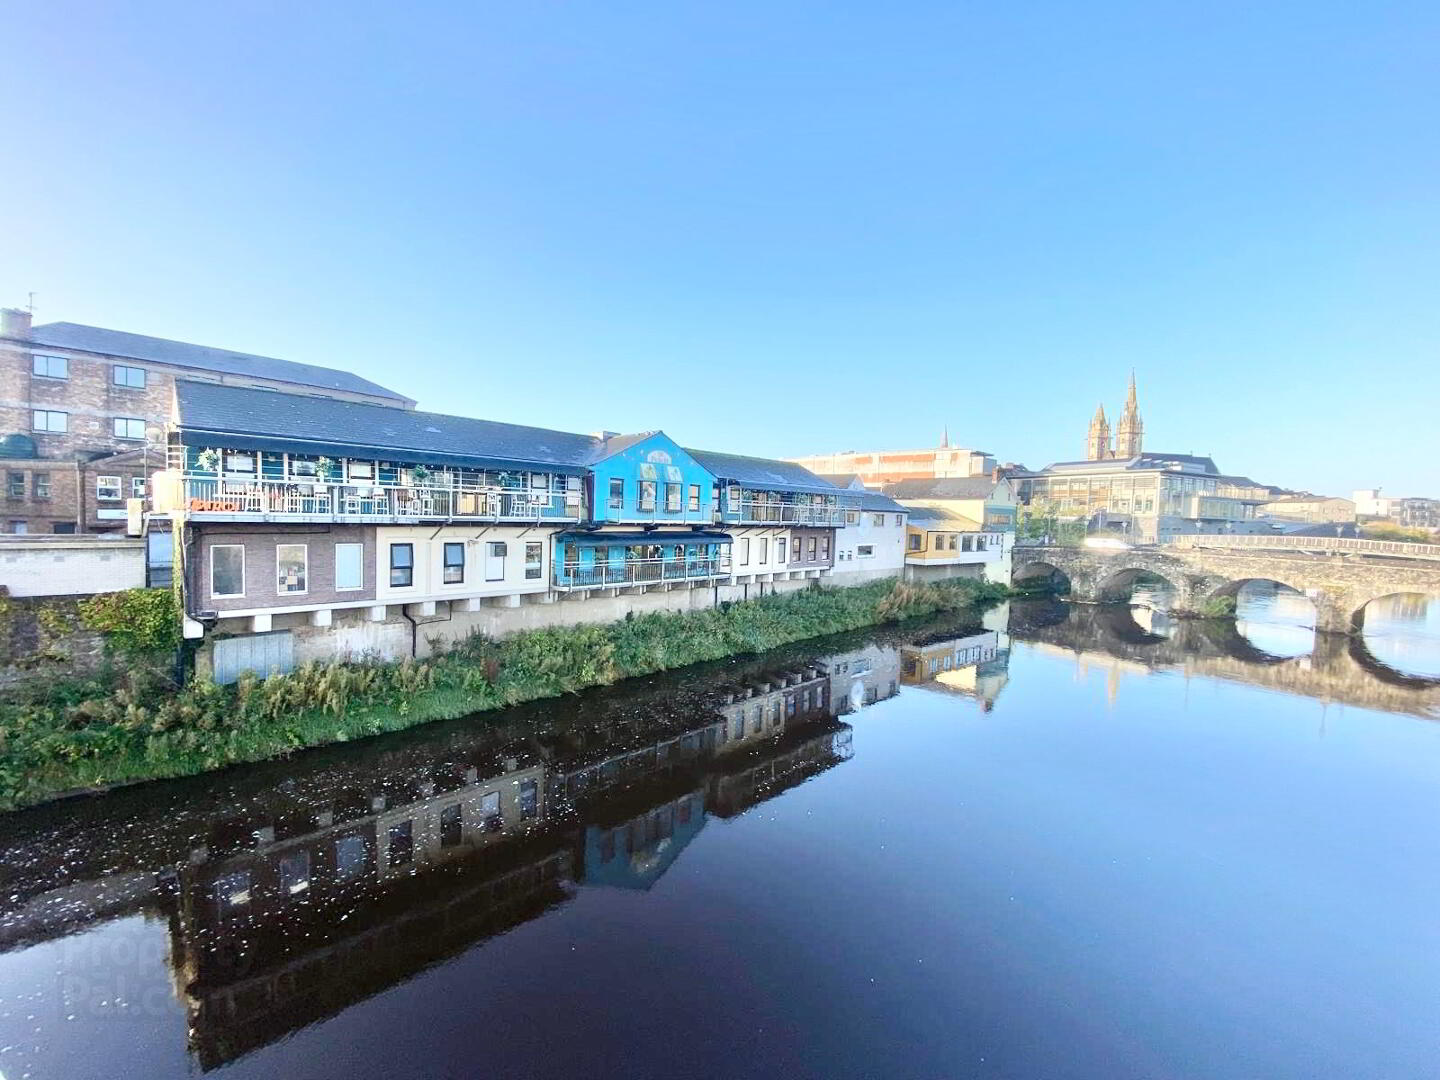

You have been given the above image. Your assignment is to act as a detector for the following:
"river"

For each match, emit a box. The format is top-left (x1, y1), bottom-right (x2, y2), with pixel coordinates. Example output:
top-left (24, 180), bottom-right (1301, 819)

top-left (0, 598), bottom-right (1437, 1080)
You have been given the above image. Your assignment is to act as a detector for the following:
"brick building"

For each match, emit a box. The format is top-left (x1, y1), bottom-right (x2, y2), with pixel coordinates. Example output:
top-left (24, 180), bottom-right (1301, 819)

top-left (0, 308), bottom-right (412, 533)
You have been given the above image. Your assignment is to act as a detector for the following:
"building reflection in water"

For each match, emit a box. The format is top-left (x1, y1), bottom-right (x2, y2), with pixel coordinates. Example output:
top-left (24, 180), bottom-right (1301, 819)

top-left (0, 622), bottom-right (962, 1071)
top-left (900, 629), bottom-right (1011, 710)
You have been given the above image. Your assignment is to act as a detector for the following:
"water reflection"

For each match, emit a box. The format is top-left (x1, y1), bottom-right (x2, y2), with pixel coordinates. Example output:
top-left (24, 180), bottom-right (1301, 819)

top-left (1, 601), bottom-right (1439, 1078)
top-left (1362, 593), bottom-right (1440, 679)
top-left (1234, 580), bottom-right (1317, 658)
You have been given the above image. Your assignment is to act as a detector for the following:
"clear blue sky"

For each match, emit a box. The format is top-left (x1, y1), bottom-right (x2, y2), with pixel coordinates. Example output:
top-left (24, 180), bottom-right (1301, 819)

top-left (3, 2), bottom-right (1437, 495)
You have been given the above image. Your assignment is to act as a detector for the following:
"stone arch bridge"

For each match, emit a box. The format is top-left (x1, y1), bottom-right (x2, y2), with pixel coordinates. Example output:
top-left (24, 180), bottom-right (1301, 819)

top-left (1012, 536), bottom-right (1440, 634)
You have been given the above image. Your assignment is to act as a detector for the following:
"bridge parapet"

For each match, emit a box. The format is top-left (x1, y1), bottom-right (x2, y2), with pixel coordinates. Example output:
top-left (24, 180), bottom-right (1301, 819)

top-left (1167, 533), bottom-right (1440, 561)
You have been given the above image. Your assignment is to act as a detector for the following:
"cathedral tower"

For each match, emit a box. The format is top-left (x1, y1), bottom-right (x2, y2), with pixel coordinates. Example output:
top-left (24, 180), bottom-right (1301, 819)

top-left (1114, 373), bottom-right (1143, 458)
top-left (1086, 403), bottom-right (1111, 460)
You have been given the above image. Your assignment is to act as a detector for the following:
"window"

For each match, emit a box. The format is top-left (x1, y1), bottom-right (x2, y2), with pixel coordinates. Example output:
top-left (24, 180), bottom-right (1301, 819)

top-left (335, 542), bottom-right (364, 590)
top-left (291, 458), bottom-right (318, 477)
top-left (872, 513), bottom-right (885, 527)
top-left (480, 790), bottom-right (501, 825)
top-left (751, 706), bottom-right (763, 734)
top-left (772, 700), bottom-right (783, 727)
top-left (775, 540), bottom-right (785, 564)
top-left (96, 475), bottom-right (122, 501)
top-left (131, 476), bottom-right (146, 498)
top-left (845, 511), bottom-right (860, 525)
top-left (486, 541), bottom-right (506, 581)
top-left (335, 835), bottom-right (368, 879)
top-left (738, 537), bottom-right (750, 564)
top-left (5, 472), bottom-right (22, 498)
top-left (608, 478), bottom-right (625, 510)
top-left (389, 543), bottom-right (414, 587)
top-left (279, 851), bottom-right (311, 895)
top-left (35, 473), bottom-right (50, 499)
top-left (820, 536), bottom-right (829, 558)
top-left (525, 542), bottom-right (543, 579)
top-left (443, 541), bottom-right (466, 584)
top-left (388, 821), bottom-right (414, 866)
top-left (52, 522), bottom-right (74, 534)
top-left (948, 535), bottom-right (958, 551)
top-left (638, 480), bottom-right (657, 511)
top-left (348, 461), bottom-right (375, 480)
top-left (857, 544), bottom-right (874, 558)
top-left (519, 779), bottom-right (538, 818)
top-left (32, 410), bottom-right (67, 433)
top-left (757, 538), bottom-right (767, 564)
top-left (277, 544), bottom-right (307, 594)
top-left (223, 451), bottom-right (254, 473)
top-left (112, 418), bottom-right (145, 444)
top-left (807, 537), bottom-right (817, 558)
top-left (908, 533), bottom-right (923, 551)
top-left (214, 871), bottom-right (251, 917)
top-left (688, 484), bottom-right (701, 511)
top-left (665, 482), bottom-right (682, 512)
top-left (961, 534), bottom-right (973, 551)
top-left (7, 520), bottom-right (26, 534)
top-left (791, 537), bottom-right (801, 561)
top-left (32, 354), bottom-right (68, 379)
top-left (732, 713), bottom-right (745, 740)
top-left (894, 514), bottom-right (904, 526)
top-left (112, 364), bottom-right (146, 389)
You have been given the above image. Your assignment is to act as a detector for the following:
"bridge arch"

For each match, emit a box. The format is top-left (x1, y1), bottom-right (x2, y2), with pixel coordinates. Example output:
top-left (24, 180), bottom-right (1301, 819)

top-left (1012, 560), bottom-right (1072, 595)
top-left (1351, 591), bottom-right (1440, 681)
top-left (1202, 578), bottom-right (1318, 658)
top-left (1095, 566), bottom-right (1180, 604)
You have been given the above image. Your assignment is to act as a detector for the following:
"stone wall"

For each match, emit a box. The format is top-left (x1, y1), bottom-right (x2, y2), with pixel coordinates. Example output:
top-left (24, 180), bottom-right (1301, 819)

top-left (0, 594), bottom-right (109, 690)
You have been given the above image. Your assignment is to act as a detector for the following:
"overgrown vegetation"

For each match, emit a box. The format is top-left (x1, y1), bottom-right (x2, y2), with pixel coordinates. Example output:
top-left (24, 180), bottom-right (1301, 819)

top-left (1360, 522), bottom-right (1436, 545)
top-left (1017, 505), bottom-right (1087, 546)
top-left (0, 577), bottom-right (1005, 811)
top-left (77, 588), bottom-right (182, 654)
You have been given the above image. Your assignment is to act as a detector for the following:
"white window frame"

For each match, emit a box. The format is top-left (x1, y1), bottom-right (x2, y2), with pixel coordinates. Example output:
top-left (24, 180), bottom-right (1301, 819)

top-left (485, 541), bottom-right (506, 581)
top-left (31, 354), bottom-right (68, 379)
top-left (857, 544), bottom-right (875, 558)
top-left (334, 542), bottom-right (365, 591)
top-left (348, 461), bottom-right (376, 482)
top-left (223, 451), bottom-right (255, 474)
top-left (32, 409), bottom-right (67, 433)
top-left (525, 541), bottom-right (543, 580)
top-left (96, 475), bottom-right (122, 501)
top-left (112, 417), bottom-right (146, 440)
top-left (276, 543), bottom-right (308, 596)
top-left (112, 364), bottom-right (147, 389)
top-left (738, 537), bottom-right (751, 564)
top-left (757, 538), bottom-right (767, 564)
top-left (131, 476), bottom-right (146, 498)
top-left (443, 541), bottom-right (466, 584)
top-left (210, 544), bottom-right (245, 599)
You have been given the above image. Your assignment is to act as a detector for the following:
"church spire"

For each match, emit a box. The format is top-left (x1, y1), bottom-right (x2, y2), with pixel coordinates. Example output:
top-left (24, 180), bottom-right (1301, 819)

top-left (1086, 402), bottom-right (1111, 460)
top-left (1115, 373), bottom-right (1143, 457)
top-left (940, 424), bottom-right (949, 449)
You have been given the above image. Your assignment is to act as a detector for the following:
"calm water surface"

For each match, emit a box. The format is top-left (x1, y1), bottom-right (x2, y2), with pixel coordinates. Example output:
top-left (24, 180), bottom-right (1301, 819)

top-left (1, 600), bottom-right (1438, 1080)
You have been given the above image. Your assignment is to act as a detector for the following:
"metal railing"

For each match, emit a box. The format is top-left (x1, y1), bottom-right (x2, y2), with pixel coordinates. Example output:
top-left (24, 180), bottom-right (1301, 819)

top-left (175, 475), bottom-right (578, 522)
top-left (1167, 533), bottom-right (1440, 560)
top-left (555, 556), bottom-right (731, 588)
top-left (720, 500), bottom-right (847, 526)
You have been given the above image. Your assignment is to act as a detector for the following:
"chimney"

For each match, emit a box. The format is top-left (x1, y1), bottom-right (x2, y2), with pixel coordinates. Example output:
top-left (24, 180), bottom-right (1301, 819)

top-left (1, 308), bottom-right (32, 339)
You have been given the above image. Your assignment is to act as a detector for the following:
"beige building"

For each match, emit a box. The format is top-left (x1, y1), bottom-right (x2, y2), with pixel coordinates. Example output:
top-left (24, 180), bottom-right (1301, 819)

top-left (787, 431), bottom-right (995, 488)
top-left (1258, 495), bottom-right (1356, 524)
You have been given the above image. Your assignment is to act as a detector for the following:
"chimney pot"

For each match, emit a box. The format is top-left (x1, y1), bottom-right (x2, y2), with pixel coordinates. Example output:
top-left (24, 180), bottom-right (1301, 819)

top-left (1, 308), bottom-right (32, 339)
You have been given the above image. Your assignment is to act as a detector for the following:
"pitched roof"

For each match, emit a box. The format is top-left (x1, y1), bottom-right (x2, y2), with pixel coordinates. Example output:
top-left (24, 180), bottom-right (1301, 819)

top-left (685, 448), bottom-right (841, 494)
top-left (905, 504), bottom-right (981, 527)
top-left (812, 473), bottom-right (867, 490)
top-left (591, 431), bottom-right (661, 461)
top-left (27, 322), bottom-right (414, 405)
top-left (174, 381), bottom-right (597, 472)
top-left (883, 476), bottom-right (1003, 499)
top-left (1042, 452), bottom-right (1219, 474)
top-left (850, 490), bottom-right (907, 513)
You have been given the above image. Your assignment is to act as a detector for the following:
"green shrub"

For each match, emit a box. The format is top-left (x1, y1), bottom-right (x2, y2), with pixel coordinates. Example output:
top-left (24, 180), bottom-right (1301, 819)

top-left (78, 588), bottom-right (181, 655)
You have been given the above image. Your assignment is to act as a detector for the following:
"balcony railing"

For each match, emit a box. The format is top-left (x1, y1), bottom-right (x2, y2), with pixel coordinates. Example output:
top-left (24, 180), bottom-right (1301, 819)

top-left (170, 475), bottom-right (578, 522)
top-left (555, 556), bottom-right (731, 589)
top-left (720, 500), bottom-right (847, 526)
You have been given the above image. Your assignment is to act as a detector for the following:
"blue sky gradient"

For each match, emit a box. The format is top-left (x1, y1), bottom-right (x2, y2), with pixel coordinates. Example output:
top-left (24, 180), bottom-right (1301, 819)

top-left (3, 2), bottom-right (1437, 493)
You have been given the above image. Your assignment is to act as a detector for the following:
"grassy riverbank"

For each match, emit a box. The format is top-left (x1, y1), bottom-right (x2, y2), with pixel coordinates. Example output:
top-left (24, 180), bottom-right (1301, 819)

top-left (0, 577), bottom-right (1005, 811)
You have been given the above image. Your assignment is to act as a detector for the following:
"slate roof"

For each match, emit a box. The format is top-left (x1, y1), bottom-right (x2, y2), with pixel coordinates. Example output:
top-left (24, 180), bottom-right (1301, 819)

top-left (685, 449), bottom-right (841, 495)
top-left (591, 431), bottom-right (660, 462)
top-left (850, 490), bottom-right (907, 513)
top-left (28, 322), bottom-right (413, 405)
top-left (812, 473), bottom-right (867, 490)
top-left (905, 505), bottom-right (981, 528)
top-left (882, 477), bottom-right (1004, 500)
top-left (1042, 452), bottom-right (1220, 474)
top-left (175, 381), bottom-right (598, 472)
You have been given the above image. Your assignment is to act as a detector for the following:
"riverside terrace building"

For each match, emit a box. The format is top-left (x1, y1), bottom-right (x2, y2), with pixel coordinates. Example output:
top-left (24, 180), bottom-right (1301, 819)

top-left (0, 307), bottom-right (411, 535)
top-left (151, 383), bottom-right (853, 678)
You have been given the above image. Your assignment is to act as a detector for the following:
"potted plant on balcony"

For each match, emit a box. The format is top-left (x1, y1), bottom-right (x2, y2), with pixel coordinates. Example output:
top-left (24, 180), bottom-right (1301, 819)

top-left (317, 456), bottom-right (338, 481)
top-left (194, 448), bottom-right (219, 474)
top-left (411, 463), bottom-right (433, 486)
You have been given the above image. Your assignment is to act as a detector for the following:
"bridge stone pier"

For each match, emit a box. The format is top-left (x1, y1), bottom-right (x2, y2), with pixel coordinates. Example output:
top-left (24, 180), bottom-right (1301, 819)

top-left (1012, 537), bottom-right (1440, 635)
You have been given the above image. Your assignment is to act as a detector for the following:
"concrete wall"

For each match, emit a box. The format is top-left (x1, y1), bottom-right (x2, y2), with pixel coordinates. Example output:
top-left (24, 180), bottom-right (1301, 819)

top-left (374, 524), bottom-right (550, 604)
top-left (0, 536), bottom-right (145, 596)
top-left (834, 510), bottom-right (906, 578)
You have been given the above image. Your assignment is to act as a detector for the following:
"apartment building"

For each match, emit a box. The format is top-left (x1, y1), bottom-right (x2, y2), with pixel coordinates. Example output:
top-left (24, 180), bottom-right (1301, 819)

top-left (0, 307), bottom-right (410, 534)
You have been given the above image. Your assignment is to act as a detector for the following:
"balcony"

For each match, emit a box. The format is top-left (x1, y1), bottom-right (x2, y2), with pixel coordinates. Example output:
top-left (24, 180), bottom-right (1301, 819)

top-left (158, 474), bottom-right (580, 524)
top-left (720, 500), bottom-right (847, 526)
top-left (554, 556), bottom-right (731, 590)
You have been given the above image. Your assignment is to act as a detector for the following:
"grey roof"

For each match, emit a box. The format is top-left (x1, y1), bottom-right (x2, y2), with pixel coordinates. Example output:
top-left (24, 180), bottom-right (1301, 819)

top-left (882, 476), bottom-right (1003, 499)
top-left (175, 381), bottom-right (598, 472)
top-left (905, 505), bottom-right (978, 525)
top-left (28, 322), bottom-right (413, 405)
top-left (850, 489), bottom-right (907, 513)
top-left (592, 431), bottom-right (660, 462)
top-left (685, 448), bottom-right (842, 495)
top-left (812, 472), bottom-right (868, 490)
top-left (1042, 452), bottom-right (1219, 474)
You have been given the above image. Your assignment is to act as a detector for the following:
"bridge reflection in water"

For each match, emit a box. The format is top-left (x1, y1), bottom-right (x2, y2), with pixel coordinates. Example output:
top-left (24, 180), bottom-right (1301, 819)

top-left (1009, 597), bottom-right (1440, 719)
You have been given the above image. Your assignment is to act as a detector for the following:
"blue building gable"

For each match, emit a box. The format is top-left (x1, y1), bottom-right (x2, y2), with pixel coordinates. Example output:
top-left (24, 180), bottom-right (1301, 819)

top-left (587, 431), bottom-right (717, 525)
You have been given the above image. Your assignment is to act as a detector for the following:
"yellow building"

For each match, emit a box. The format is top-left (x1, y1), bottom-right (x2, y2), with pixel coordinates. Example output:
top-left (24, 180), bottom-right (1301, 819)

top-left (883, 476), bottom-right (1018, 531)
